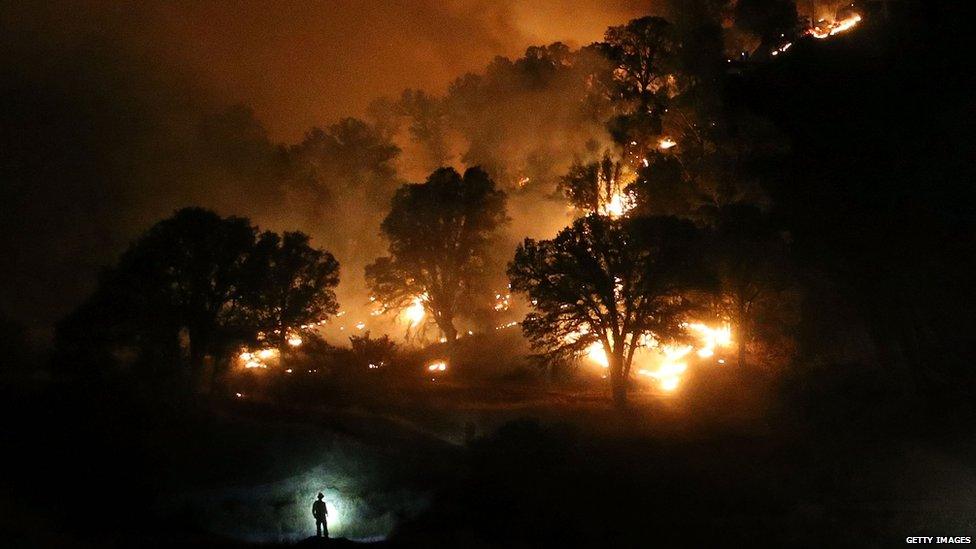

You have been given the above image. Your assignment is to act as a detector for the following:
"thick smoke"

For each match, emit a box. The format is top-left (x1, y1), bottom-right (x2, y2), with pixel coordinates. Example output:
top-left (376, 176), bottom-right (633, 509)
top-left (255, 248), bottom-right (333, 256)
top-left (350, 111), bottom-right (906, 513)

top-left (4, 1), bottom-right (825, 343)
top-left (1, 0), bottom-right (666, 343)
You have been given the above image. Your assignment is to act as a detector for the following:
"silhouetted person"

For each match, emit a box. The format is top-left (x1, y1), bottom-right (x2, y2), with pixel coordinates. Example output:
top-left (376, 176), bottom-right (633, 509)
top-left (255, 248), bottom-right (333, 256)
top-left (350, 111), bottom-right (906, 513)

top-left (312, 493), bottom-right (329, 538)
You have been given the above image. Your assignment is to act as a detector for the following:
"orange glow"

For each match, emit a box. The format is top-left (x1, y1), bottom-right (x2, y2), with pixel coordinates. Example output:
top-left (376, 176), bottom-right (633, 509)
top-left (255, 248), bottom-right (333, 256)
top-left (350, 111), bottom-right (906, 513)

top-left (808, 14), bottom-right (862, 40)
top-left (402, 294), bottom-right (427, 326)
top-left (600, 190), bottom-right (633, 219)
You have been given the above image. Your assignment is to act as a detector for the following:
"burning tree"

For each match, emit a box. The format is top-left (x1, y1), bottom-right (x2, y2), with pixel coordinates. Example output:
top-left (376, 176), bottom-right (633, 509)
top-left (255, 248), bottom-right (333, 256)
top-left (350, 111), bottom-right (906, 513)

top-left (559, 151), bottom-right (630, 218)
top-left (366, 167), bottom-right (507, 342)
top-left (508, 215), bottom-right (712, 406)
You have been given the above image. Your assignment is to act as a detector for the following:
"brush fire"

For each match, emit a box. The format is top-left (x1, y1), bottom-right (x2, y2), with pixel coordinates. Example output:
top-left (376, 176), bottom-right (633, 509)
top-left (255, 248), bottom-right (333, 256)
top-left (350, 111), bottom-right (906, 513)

top-left (807, 13), bottom-right (862, 39)
top-left (572, 322), bottom-right (733, 393)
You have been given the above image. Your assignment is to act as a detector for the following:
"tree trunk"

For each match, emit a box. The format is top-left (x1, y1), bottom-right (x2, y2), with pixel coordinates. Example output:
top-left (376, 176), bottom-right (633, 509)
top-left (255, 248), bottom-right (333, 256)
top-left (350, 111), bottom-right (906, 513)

top-left (737, 296), bottom-right (747, 369)
top-left (438, 318), bottom-right (458, 342)
top-left (609, 352), bottom-right (627, 408)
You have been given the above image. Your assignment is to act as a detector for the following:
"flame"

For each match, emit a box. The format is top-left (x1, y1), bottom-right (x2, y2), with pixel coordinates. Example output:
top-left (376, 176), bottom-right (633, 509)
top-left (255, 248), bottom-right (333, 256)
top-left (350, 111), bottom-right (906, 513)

top-left (566, 321), bottom-right (733, 392)
top-left (402, 295), bottom-right (426, 327)
top-left (686, 322), bottom-right (732, 360)
top-left (658, 137), bottom-right (677, 150)
top-left (585, 341), bottom-right (609, 368)
top-left (239, 347), bottom-right (279, 369)
top-left (636, 343), bottom-right (691, 391)
top-left (287, 335), bottom-right (303, 347)
top-left (427, 360), bottom-right (447, 372)
top-left (659, 377), bottom-right (681, 392)
top-left (600, 191), bottom-right (633, 219)
top-left (771, 42), bottom-right (793, 57)
top-left (808, 13), bottom-right (862, 39)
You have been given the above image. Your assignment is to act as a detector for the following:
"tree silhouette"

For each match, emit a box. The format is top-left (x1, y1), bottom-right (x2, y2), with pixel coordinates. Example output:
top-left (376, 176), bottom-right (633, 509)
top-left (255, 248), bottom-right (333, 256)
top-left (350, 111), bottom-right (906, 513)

top-left (239, 231), bottom-right (340, 347)
top-left (627, 152), bottom-right (693, 217)
top-left (734, 0), bottom-right (798, 53)
top-left (111, 208), bottom-right (256, 370)
top-left (508, 215), bottom-right (711, 406)
top-left (366, 167), bottom-right (507, 342)
top-left (57, 208), bottom-right (340, 380)
top-left (603, 16), bottom-right (676, 114)
top-left (601, 16), bottom-right (677, 153)
top-left (559, 151), bottom-right (625, 216)
top-left (705, 203), bottom-right (793, 368)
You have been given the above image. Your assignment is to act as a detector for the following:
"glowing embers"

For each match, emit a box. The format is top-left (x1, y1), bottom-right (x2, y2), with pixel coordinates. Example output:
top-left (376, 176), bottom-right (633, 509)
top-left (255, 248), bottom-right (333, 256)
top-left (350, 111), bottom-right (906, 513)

top-left (493, 292), bottom-right (511, 312)
top-left (495, 321), bottom-right (519, 330)
top-left (427, 359), bottom-right (448, 382)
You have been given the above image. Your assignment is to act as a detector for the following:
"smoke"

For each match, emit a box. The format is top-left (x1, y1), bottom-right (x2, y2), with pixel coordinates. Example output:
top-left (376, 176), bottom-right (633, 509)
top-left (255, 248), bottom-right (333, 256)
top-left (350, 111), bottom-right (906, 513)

top-left (1, 0), bottom-right (666, 342)
top-left (9, 1), bottom-right (835, 343)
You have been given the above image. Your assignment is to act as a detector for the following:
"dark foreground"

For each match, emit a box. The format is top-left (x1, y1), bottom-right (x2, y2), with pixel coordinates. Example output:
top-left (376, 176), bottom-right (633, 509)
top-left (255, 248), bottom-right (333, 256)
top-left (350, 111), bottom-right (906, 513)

top-left (3, 364), bottom-right (975, 548)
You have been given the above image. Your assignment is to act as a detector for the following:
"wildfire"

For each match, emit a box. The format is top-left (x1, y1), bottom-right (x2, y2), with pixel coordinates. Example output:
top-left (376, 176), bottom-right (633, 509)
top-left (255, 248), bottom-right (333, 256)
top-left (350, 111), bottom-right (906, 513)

top-left (427, 360), bottom-right (447, 372)
top-left (287, 335), bottom-right (303, 347)
top-left (658, 137), bottom-right (677, 150)
top-left (770, 42), bottom-right (793, 57)
top-left (686, 322), bottom-right (732, 359)
top-left (239, 347), bottom-right (280, 369)
top-left (585, 341), bottom-right (609, 368)
top-left (600, 190), bottom-right (634, 219)
top-left (574, 321), bottom-right (733, 392)
top-left (402, 295), bottom-right (427, 327)
top-left (807, 13), bottom-right (862, 40)
top-left (638, 344), bottom-right (691, 392)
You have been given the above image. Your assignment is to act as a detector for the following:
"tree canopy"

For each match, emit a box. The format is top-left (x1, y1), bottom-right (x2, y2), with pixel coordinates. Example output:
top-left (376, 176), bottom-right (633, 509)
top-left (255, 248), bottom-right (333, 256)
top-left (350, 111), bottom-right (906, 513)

top-left (57, 208), bottom-right (340, 376)
top-left (559, 151), bottom-right (625, 216)
top-left (366, 167), bottom-right (508, 341)
top-left (238, 231), bottom-right (340, 347)
top-left (508, 214), bottom-right (712, 405)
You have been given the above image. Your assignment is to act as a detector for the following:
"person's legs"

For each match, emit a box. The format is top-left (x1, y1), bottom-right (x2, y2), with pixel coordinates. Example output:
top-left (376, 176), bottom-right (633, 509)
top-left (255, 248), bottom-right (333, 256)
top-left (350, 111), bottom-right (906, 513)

top-left (322, 518), bottom-right (329, 538)
top-left (316, 519), bottom-right (322, 536)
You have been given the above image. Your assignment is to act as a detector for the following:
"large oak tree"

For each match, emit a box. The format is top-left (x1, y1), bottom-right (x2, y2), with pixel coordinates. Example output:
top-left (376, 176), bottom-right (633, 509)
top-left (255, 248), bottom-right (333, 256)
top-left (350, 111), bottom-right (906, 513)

top-left (508, 214), bottom-right (711, 406)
